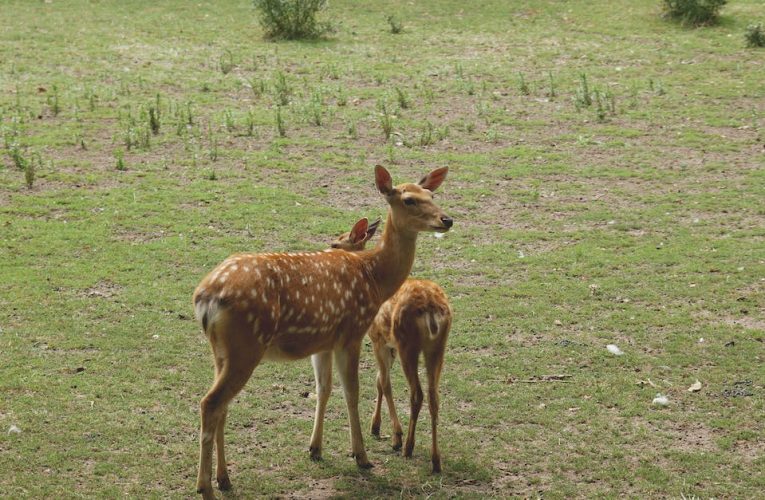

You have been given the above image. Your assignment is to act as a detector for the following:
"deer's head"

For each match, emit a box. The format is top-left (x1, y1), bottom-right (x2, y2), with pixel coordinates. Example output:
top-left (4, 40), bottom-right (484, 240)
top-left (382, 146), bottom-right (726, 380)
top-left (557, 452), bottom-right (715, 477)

top-left (331, 217), bottom-right (381, 251)
top-left (374, 165), bottom-right (453, 234)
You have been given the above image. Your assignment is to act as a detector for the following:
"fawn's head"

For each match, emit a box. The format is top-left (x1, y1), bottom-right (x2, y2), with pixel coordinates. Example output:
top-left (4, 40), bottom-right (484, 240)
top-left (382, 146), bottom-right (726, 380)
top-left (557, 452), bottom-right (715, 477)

top-left (374, 165), bottom-right (453, 234)
top-left (331, 217), bottom-right (381, 251)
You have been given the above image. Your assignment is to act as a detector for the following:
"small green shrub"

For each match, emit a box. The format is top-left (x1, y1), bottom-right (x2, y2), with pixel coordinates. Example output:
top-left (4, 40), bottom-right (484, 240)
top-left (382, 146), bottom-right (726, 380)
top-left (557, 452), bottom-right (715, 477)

top-left (386, 14), bottom-right (403, 34)
top-left (662, 0), bottom-right (726, 26)
top-left (745, 23), bottom-right (765, 48)
top-left (253, 0), bottom-right (333, 40)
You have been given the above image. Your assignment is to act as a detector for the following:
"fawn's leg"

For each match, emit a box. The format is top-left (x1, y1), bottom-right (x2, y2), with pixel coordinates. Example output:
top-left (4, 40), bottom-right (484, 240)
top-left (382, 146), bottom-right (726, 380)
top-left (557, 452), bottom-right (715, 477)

top-left (309, 351), bottom-right (333, 461)
top-left (371, 343), bottom-right (403, 449)
top-left (399, 345), bottom-right (423, 459)
top-left (424, 347), bottom-right (445, 473)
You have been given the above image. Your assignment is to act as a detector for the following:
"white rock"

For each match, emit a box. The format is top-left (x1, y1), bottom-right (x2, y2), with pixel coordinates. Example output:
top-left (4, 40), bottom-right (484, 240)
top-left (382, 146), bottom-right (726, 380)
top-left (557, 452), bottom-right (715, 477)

top-left (687, 380), bottom-right (702, 392)
top-left (652, 394), bottom-right (669, 406)
top-left (8, 425), bottom-right (21, 434)
top-left (606, 344), bottom-right (624, 356)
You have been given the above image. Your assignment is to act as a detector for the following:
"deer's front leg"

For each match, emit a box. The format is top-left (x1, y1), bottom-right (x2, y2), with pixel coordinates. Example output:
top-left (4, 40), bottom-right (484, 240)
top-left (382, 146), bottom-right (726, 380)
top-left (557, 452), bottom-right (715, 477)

top-left (309, 351), bottom-right (333, 461)
top-left (334, 343), bottom-right (372, 469)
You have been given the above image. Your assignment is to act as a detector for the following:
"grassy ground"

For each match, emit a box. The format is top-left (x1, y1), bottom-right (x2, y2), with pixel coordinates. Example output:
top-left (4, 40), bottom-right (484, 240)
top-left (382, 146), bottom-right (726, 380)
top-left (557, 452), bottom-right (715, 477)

top-left (1, 0), bottom-right (763, 497)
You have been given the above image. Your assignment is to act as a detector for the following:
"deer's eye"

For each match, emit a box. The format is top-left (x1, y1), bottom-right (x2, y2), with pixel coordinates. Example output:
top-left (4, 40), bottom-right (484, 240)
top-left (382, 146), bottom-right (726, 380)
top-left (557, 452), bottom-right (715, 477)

top-left (404, 197), bottom-right (417, 206)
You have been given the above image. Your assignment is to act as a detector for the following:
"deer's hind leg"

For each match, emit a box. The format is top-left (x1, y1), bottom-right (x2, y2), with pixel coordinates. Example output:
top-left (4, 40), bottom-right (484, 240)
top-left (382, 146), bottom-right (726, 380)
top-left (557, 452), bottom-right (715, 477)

top-left (197, 317), bottom-right (266, 499)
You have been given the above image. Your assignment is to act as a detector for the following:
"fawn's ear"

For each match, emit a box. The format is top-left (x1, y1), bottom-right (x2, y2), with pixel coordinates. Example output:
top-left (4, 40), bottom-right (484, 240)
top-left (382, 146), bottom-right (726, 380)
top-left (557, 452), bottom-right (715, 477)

top-left (375, 165), bottom-right (394, 195)
top-left (364, 217), bottom-right (381, 242)
top-left (418, 167), bottom-right (448, 192)
top-left (349, 218), bottom-right (369, 244)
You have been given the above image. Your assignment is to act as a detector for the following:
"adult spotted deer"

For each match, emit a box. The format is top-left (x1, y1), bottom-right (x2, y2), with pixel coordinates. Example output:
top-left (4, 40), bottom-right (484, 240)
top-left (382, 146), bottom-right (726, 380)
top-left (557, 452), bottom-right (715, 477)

top-left (192, 166), bottom-right (452, 498)
top-left (331, 218), bottom-right (452, 473)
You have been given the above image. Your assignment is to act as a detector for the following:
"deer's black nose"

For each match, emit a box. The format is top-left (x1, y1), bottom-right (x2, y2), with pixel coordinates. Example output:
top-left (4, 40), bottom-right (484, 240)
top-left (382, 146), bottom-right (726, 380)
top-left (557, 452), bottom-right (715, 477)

top-left (441, 216), bottom-right (453, 228)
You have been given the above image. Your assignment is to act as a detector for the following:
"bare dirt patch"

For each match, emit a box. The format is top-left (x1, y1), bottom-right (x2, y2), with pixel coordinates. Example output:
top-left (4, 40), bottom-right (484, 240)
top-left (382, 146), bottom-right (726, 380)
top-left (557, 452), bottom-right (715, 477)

top-left (81, 280), bottom-right (123, 299)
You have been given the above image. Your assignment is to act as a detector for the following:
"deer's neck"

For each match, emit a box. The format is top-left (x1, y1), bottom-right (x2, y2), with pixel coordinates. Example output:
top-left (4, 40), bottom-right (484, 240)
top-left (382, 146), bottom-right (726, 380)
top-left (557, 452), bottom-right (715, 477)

top-left (363, 212), bottom-right (418, 303)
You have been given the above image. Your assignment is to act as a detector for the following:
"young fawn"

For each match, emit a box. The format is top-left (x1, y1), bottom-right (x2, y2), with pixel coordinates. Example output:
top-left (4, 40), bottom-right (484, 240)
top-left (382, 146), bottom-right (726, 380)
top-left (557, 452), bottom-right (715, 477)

top-left (192, 166), bottom-right (452, 498)
top-left (331, 218), bottom-right (452, 473)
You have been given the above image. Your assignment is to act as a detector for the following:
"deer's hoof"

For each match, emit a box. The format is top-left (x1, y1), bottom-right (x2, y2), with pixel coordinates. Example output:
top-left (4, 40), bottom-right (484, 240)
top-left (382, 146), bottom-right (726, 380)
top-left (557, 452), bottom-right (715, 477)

top-left (216, 475), bottom-right (232, 491)
top-left (352, 453), bottom-right (373, 469)
top-left (392, 432), bottom-right (403, 451)
top-left (197, 486), bottom-right (216, 500)
top-left (309, 447), bottom-right (322, 461)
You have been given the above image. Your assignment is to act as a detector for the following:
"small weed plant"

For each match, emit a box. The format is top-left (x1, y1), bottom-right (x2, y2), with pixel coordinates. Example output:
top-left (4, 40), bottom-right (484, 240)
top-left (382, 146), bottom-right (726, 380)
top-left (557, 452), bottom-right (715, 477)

top-left (394, 87), bottom-right (410, 109)
top-left (378, 101), bottom-right (393, 139)
top-left (115, 150), bottom-right (126, 171)
top-left (518, 72), bottom-right (530, 95)
top-left (386, 14), bottom-right (403, 34)
top-left (575, 73), bottom-right (592, 109)
top-left (275, 106), bottom-right (286, 137)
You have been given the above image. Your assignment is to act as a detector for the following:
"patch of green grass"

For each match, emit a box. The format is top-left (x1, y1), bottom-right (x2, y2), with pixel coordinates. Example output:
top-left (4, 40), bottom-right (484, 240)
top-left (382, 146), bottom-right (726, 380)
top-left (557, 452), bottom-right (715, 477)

top-left (1, 0), bottom-right (764, 498)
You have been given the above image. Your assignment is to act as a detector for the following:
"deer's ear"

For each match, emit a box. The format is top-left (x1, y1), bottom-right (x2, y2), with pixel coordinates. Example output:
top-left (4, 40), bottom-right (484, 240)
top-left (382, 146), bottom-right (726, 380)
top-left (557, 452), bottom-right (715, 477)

top-left (364, 217), bottom-right (381, 242)
top-left (418, 167), bottom-right (448, 192)
top-left (349, 218), bottom-right (369, 244)
top-left (375, 165), bottom-right (394, 195)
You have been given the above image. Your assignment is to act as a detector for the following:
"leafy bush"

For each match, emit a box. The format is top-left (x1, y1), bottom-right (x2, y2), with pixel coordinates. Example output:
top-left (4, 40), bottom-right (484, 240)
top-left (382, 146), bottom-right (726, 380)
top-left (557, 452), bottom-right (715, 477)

top-left (745, 23), bottom-right (765, 48)
top-left (662, 0), bottom-right (726, 26)
top-left (253, 0), bottom-right (333, 40)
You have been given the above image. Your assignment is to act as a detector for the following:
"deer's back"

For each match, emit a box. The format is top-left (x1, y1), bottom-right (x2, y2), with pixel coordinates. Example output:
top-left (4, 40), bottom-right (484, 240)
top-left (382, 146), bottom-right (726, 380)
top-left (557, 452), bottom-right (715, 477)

top-left (194, 250), bottom-right (382, 359)
top-left (368, 279), bottom-right (451, 349)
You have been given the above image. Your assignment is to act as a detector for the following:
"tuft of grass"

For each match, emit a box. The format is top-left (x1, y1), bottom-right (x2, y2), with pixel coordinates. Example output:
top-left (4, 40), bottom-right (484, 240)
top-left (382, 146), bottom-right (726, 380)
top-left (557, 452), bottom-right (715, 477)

top-left (24, 152), bottom-right (39, 189)
top-left (547, 71), bottom-right (556, 99)
top-left (223, 109), bottom-right (235, 133)
top-left (394, 87), bottom-right (410, 109)
top-left (47, 85), bottom-right (60, 116)
top-left (10, 143), bottom-right (27, 170)
top-left (149, 101), bottom-right (161, 135)
top-left (275, 106), bottom-right (286, 137)
top-left (518, 72), bottom-right (530, 95)
top-left (575, 73), bottom-right (592, 109)
top-left (219, 49), bottom-right (235, 74)
top-left (662, 0), bottom-right (726, 27)
top-left (253, 0), bottom-right (334, 40)
top-left (386, 14), bottom-right (403, 34)
top-left (273, 70), bottom-right (291, 106)
top-left (378, 100), bottom-right (393, 139)
top-left (245, 109), bottom-right (256, 136)
top-left (419, 120), bottom-right (435, 146)
top-left (346, 119), bottom-right (358, 139)
top-left (745, 23), bottom-right (765, 48)
top-left (115, 149), bottom-right (126, 171)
